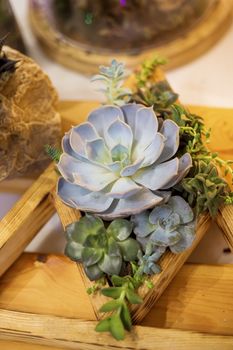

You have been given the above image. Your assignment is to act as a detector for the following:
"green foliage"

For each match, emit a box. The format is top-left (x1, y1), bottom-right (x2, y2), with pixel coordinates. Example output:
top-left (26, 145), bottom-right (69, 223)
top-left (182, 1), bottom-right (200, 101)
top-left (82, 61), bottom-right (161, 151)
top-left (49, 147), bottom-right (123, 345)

top-left (96, 273), bottom-right (143, 340)
top-left (91, 59), bottom-right (132, 105)
top-left (86, 277), bottom-right (106, 295)
top-left (224, 192), bottom-right (233, 205)
top-left (136, 243), bottom-right (162, 276)
top-left (132, 80), bottom-right (178, 114)
top-left (182, 161), bottom-right (228, 216)
top-left (64, 215), bottom-right (140, 281)
top-left (135, 55), bottom-right (167, 88)
top-left (45, 144), bottom-right (62, 163)
top-left (168, 105), bottom-right (232, 216)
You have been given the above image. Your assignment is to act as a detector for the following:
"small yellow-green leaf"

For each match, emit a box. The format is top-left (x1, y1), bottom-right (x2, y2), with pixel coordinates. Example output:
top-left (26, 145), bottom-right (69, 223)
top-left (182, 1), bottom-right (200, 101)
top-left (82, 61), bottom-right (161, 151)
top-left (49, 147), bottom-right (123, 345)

top-left (95, 318), bottom-right (110, 332)
top-left (109, 314), bottom-right (125, 341)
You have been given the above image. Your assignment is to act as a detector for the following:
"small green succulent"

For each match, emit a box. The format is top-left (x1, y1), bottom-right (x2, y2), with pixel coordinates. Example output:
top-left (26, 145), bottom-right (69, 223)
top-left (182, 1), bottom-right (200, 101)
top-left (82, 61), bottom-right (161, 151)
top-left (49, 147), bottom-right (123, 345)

top-left (91, 59), bottom-right (132, 105)
top-left (131, 196), bottom-right (196, 254)
top-left (181, 160), bottom-right (228, 216)
top-left (136, 242), bottom-right (162, 276)
top-left (65, 214), bottom-right (140, 281)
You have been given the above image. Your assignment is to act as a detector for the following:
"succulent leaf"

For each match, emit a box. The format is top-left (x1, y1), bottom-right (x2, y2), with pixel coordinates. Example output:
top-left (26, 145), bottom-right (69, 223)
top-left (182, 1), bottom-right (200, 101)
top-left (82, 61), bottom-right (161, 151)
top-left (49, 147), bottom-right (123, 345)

top-left (109, 314), bottom-right (125, 341)
top-left (64, 215), bottom-right (140, 281)
top-left (117, 238), bottom-right (140, 262)
top-left (57, 104), bottom-right (192, 220)
top-left (107, 219), bottom-right (133, 241)
top-left (132, 196), bottom-right (196, 256)
top-left (120, 303), bottom-right (132, 331)
top-left (98, 254), bottom-right (122, 276)
top-left (95, 318), bottom-right (110, 332)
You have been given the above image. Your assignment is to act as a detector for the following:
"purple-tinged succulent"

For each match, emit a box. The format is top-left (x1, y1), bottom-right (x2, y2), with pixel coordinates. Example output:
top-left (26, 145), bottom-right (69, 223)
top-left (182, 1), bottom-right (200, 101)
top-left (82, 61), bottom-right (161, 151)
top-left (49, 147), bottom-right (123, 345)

top-left (132, 196), bottom-right (196, 254)
top-left (57, 104), bottom-right (192, 220)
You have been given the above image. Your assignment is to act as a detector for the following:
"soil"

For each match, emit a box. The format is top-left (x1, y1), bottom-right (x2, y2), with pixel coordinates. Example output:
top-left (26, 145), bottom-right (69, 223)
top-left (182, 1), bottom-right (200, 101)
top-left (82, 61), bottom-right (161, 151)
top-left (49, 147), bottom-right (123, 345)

top-left (53, 0), bottom-right (214, 53)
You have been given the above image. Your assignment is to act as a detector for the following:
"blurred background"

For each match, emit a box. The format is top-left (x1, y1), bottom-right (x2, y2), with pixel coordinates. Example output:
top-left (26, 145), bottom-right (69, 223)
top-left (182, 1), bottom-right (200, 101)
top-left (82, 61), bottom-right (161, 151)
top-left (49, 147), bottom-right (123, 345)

top-left (5, 0), bottom-right (233, 106)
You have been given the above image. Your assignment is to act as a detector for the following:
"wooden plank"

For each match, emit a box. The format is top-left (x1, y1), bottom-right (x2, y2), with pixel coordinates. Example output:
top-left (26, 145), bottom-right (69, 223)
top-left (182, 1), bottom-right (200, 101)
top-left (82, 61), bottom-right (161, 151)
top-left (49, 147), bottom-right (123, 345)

top-left (143, 264), bottom-right (233, 335)
top-left (1, 309), bottom-right (233, 350)
top-left (217, 206), bottom-right (233, 251)
top-left (1, 253), bottom-right (232, 336)
top-left (0, 253), bottom-right (96, 321)
top-left (50, 192), bottom-right (107, 320)
top-left (0, 340), bottom-right (62, 350)
top-left (0, 165), bottom-right (56, 277)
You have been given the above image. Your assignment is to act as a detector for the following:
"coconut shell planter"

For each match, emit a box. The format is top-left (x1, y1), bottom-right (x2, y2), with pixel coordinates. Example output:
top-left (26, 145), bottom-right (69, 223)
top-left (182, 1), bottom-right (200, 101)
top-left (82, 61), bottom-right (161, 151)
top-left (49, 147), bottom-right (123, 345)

top-left (0, 55), bottom-right (233, 348)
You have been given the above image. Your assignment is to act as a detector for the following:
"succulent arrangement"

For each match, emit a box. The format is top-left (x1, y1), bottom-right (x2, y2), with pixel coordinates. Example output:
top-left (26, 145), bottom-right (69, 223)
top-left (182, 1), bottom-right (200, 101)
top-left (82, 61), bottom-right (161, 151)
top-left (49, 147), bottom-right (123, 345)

top-left (51, 58), bottom-right (233, 340)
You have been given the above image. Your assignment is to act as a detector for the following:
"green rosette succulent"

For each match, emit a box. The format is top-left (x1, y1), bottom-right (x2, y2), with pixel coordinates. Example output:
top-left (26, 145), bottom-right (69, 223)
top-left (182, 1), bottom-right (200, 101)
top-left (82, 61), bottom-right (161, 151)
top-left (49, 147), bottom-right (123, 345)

top-left (131, 196), bottom-right (196, 255)
top-left (57, 103), bottom-right (192, 220)
top-left (65, 214), bottom-right (140, 281)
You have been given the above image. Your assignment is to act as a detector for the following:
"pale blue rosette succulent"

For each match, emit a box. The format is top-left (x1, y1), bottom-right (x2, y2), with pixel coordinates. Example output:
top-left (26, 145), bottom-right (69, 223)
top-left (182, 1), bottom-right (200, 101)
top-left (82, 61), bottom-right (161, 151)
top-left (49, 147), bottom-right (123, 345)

top-left (57, 104), bottom-right (192, 220)
top-left (131, 196), bottom-right (196, 254)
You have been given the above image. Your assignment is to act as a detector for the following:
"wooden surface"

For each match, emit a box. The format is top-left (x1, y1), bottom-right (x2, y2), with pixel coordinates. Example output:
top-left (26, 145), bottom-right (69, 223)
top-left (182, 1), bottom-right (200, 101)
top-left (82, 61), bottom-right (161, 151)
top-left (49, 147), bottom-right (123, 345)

top-left (29, 0), bottom-right (233, 73)
top-left (1, 308), bottom-right (233, 350)
top-left (217, 206), bottom-right (233, 251)
top-left (0, 253), bottom-right (233, 336)
top-left (51, 192), bottom-right (108, 320)
top-left (0, 341), bottom-right (62, 350)
top-left (0, 165), bottom-right (56, 277)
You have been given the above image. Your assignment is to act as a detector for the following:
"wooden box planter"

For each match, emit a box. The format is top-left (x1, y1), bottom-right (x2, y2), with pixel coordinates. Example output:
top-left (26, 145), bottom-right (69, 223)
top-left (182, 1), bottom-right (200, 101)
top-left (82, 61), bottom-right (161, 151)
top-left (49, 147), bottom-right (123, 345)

top-left (0, 70), bottom-right (233, 349)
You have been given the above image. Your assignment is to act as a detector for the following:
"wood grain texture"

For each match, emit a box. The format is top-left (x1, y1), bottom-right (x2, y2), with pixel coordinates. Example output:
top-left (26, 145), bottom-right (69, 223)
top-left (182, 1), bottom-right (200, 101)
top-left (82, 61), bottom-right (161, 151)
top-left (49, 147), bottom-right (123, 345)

top-left (132, 213), bottom-right (211, 323)
top-left (0, 253), bottom-right (96, 321)
top-left (0, 340), bottom-right (62, 350)
top-left (217, 206), bottom-right (233, 251)
top-left (0, 309), bottom-right (233, 350)
top-left (0, 165), bottom-right (56, 277)
top-left (143, 264), bottom-right (233, 335)
top-left (51, 192), bottom-right (108, 320)
top-left (0, 253), bottom-right (233, 336)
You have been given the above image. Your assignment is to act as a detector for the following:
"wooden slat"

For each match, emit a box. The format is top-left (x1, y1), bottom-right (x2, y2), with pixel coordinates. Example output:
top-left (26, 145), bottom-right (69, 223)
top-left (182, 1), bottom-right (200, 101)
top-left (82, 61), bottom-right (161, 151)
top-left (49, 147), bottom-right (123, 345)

top-left (0, 253), bottom-right (233, 336)
top-left (143, 264), bottom-right (233, 335)
top-left (217, 206), bottom-right (233, 251)
top-left (0, 340), bottom-right (62, 350)
top-left (50, 192), bottom-right (108, 320)
top-left (0, 165), bottom-right (56, 277)
top-left (1, 309), bottom-right (233, 350)
top-left (132, 213), bottom-right (211, 322)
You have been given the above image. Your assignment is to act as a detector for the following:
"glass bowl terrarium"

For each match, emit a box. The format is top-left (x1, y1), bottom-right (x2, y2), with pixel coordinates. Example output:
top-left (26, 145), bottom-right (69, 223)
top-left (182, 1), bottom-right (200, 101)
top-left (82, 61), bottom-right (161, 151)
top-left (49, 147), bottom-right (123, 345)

top-left (29, 0), bottom-right (232, 73)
